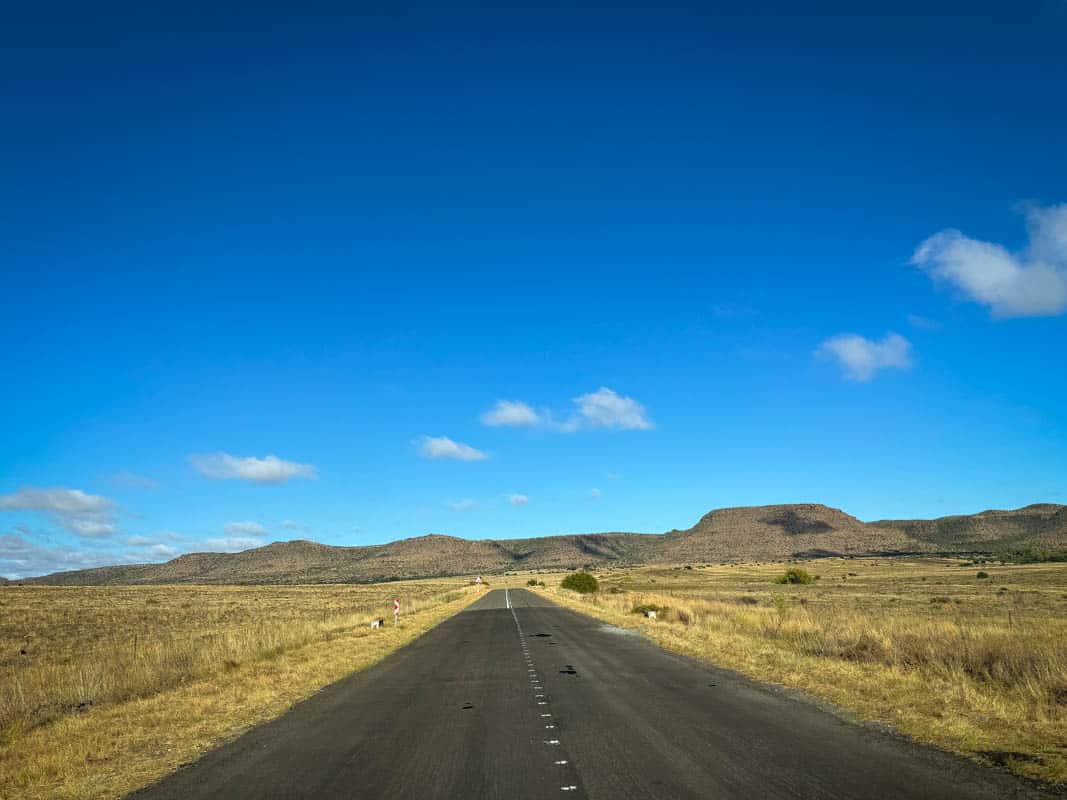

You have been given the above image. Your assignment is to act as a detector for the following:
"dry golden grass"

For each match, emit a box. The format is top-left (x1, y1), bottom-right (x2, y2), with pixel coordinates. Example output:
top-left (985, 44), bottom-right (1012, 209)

top-left (536, 558), bottom-right (1067, 785)
top-left (0, 579), bottom-right (483, 800)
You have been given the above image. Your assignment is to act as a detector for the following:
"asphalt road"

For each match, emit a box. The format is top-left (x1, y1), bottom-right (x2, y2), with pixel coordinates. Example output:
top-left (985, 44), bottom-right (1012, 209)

top-left (131, 588), bottom-right (1062, 799)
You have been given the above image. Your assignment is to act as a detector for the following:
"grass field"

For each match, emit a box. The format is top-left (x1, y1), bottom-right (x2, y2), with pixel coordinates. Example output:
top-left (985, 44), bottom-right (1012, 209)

top-left (0, 579), bottom-right (483, 800)
top-left (538, 557), bottom-right (1067, 785)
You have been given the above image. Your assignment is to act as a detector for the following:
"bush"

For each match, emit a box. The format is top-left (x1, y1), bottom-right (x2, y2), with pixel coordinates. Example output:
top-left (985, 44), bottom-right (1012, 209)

top-left (775, 568), bottom-right (814, 585)
top-left (631, 603), bottom-right (668, 616)
top-left (977, 571), bottom-right (990, 579)
top-left (526, 579), bottom-right (539, 586)
top-left (561, 571), bottom-right (599, 593)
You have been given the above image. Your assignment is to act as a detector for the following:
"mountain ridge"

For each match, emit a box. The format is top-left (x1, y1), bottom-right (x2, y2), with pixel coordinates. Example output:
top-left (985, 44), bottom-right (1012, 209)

top-left (14, 502), bottom-right (1067, 585)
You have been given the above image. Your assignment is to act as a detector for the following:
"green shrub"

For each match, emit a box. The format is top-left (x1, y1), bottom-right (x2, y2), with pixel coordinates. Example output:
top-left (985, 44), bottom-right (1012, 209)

top-left (775, 567), bottom-right (814, 585)
top-left (977, 571), bottom-right (990, 579)
top-left (527, 578), bottom-right (539, 586)
top-left (561, 571), bottom-right (599, 593)
top-left (631, 603), bottom-right (668, 616)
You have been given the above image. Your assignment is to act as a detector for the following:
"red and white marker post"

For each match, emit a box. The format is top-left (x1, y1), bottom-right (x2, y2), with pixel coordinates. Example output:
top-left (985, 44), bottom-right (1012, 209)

top-left (393, 599), bottom-right (400, 626)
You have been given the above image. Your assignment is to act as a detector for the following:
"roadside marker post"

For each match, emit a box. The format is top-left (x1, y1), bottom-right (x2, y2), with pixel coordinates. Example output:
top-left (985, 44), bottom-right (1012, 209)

top-left (393, 599), bottom-right (400, 626)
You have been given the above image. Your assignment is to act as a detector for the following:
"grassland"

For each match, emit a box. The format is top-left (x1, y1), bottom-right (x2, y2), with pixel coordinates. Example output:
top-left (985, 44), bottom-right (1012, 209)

top-left (538, 558), bottom-right (1067, 785)
top-left (0, 579), bottom-right (483, 800)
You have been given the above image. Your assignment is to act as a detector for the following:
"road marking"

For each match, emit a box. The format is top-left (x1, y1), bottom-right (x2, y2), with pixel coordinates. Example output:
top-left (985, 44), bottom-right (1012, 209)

top-left (561, 786), bottom-right (578, 792)
top-left (506, 589), bottom-right (510, 609)
top-left (555, 760), bottom-right (568, 765)
top-left (544, 739), bottom-right (560, 745)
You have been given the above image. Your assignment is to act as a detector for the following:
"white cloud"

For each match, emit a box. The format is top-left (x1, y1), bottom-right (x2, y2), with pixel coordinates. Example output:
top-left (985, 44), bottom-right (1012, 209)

top-left (144, 543), bottom-right (179, 559)
top-left (202, 536), bottom-right (264, 553)
top-left (569, 387), bottom-right (652, 431)
top-left (479, 388), bottom-right (653, 433)
top-left (911, 203), bottom-right (1067, 318)
top-left (0, 486), bottom-right (117, 537)
top-left (447, 499), bottom-right (479, 512)
top-left (589, 488), bottom-right (602, 500)
top-left (481, 400), bottom-right (542, 427)
top-left (189, 453), bottom-right (317, 483)
top-left (817, 332), bottom-right (912, 381)
top-left (124, 535), bottom-right (181, 560)
top-left (0, 533), bottom-right (135, 579)
top-left (224, 521), bottom-right (266, 536)
top-left (280, 519), bottom-right (307, 531)
top-left (508, 494), bottom-right (529, 506)
top-left (418, 436), bottom-right (489, 461)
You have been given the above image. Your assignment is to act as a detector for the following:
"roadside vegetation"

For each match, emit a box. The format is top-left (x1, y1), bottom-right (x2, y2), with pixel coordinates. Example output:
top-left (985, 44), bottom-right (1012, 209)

top-left (0, 579), bottom-right (483, 799)
top-left (548, 558), bottom-right (1067, 785)
top-left (560, 571), bottom-right (598, 593)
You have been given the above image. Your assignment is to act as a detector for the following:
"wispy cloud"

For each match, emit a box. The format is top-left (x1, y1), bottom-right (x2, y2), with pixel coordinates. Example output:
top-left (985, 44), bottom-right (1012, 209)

top-left (224, 520), bottom-right (266, 536)
top-left (817, 332), bottom-right (912, 381)
top-left (109, 470), bottom-right (158, 490)
top-left (911, 203), bottom-right (1067, 318)
top-left (202, 536), bottom-right (264, 553)
top-left (481, 400), bottom-right (542, 427)
top-left (124, 535), bottom-right (180, 560)
top-left (482, 387), bottom-right (653, 433)
top-left (0, 533), bottom-right (134, 579)
top-left (280, 519), bottom-right (307, 531)
top-left (906, 314), bottom-right (942, 332)
top-left (0, 486), bottom-right (117, 537)
top-left (125, 535), bottom-right (154, 546)
top-left (189, 453), bottom-right (317, 483)
top-left (508, 494), bottom-right (529, 506)
top-left (447, 499), bottom-right (479, 512)
top-left (418, 436), bottom-right (489, 461)
top-left (589, 488), bottom-right (602, 500)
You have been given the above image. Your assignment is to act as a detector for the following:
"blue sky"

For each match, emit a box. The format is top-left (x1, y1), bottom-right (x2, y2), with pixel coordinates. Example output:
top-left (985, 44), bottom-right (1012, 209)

top-left (3, 2), bottom-right (1066, 577)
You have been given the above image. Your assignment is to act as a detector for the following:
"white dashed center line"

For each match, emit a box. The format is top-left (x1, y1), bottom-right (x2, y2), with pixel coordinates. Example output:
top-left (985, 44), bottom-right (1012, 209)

top-left (509, 590), bottom-right (581, 795)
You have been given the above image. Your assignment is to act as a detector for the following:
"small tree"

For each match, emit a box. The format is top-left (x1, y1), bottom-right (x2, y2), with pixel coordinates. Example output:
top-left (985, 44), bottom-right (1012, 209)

top-left (527, 578), bottom-right (539, 586)
top-left (561, 571), bottom-right (599, 593)
top-left (775, 567), bottom-right (814, 585)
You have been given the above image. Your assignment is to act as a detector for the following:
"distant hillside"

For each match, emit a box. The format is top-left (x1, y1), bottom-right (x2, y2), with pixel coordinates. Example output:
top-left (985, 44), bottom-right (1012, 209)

top-left (18, 503), bottom-right (1067, 585)
top-left (870, 504), bottom-right (1067, 551)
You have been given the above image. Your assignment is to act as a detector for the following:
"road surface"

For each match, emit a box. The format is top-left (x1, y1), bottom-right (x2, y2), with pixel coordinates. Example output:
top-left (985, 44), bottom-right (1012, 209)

top-left (131, 588), bottom-right (1061, 799)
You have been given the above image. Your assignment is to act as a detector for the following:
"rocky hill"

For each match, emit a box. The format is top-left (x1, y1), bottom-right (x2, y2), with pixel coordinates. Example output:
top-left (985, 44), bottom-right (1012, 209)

top-left (19, 503), bottom-right (1067, 585)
